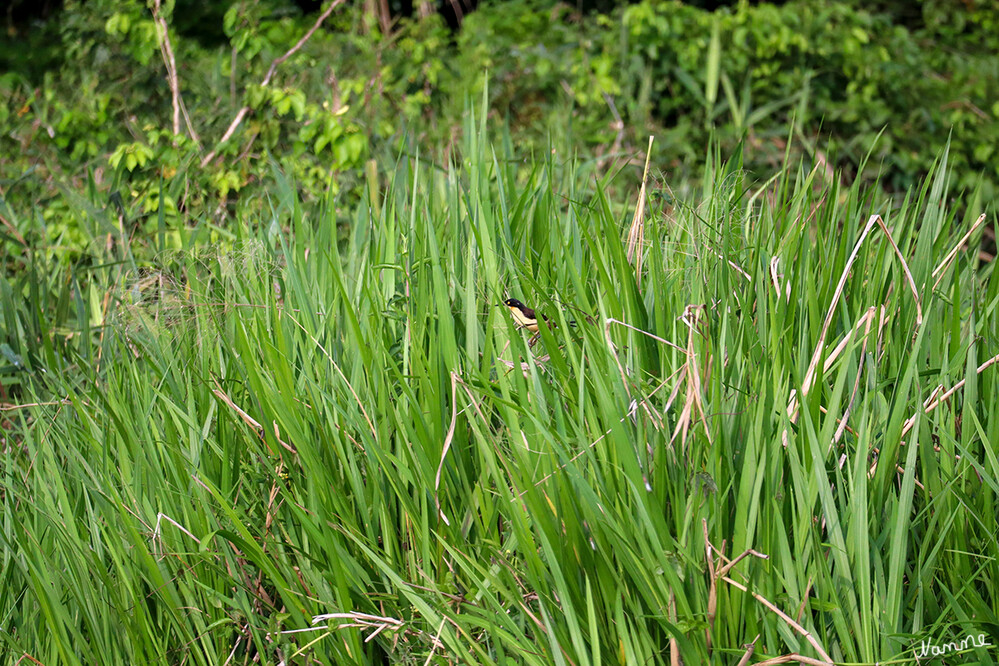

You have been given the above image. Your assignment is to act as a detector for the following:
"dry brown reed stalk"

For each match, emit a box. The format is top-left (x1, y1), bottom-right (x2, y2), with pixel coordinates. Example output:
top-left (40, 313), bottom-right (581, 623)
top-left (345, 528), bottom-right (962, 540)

top-left (785, 214), bottom-right (920, 447)
top-left (669, 590), bottom-right (680, 666)
top-left (734, 635), bottom-right (760, 666)
top-left (211, 378), bottom-right (297, 454)
top-left (800, 215), bottom-right (921, 400)
top-left (770, 256), bottom-right (790, 302)
top-left (625, 136), bottom-right (655, 290)
top-left (435, 371), bottom-right (461, 526)
top-left (750, 655), bottom-right (836, 665)
top-left (899, 350), bottom-right (999, 440)
top-left (702, 519), bottom-right (835, 665)
top-left (932, 213), bottom-right (987, 290)
top-left (672, 304), bottom-right (713, 449)
top-left (435, 371), bottom-right (490, 525)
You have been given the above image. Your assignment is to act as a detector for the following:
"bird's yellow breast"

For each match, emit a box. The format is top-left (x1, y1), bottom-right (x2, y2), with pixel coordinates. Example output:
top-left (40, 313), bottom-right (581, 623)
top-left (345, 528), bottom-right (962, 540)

top-left (506, 305), bottom-right (540, 332)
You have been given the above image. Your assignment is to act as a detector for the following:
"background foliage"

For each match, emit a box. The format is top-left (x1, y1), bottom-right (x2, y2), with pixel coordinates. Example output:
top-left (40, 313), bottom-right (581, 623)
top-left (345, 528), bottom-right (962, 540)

top-left (2, 1), bottom-right (999, 664)
top-left (2, 0), bottom-right (998, 276)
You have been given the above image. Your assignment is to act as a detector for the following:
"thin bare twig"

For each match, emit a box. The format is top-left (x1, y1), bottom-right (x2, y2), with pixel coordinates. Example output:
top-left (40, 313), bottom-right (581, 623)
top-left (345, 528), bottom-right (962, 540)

top-left (151, 512), bottom-right (202, 559)
top-left (750, 655), bottom-right (835, 665)
top-left (704, 526), bottom-right (833, 665)
top-left (1, 398), bottom-right (73, 412)
top-left (0, 211), bottom-right (26, 246)
top-left (721, 576), bottom-right (834, 664)
top-left (716, 548), bottom-right (770, 579)
top-left (423, 616), bottom-right (448, 666)
top-left (201, 0), bottom-right (346, 166)
top-left (734, 635), bottom-right (760, 666)
top-left (151, 0), bottom-right (180, 135)
top-left (151, 0), bottom-right (199, 145)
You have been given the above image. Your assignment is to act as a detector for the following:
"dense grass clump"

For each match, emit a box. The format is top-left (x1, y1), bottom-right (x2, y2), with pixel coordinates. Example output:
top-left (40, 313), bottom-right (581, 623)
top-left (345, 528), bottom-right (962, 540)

top-left (2, 124), bottom-right (997, 665)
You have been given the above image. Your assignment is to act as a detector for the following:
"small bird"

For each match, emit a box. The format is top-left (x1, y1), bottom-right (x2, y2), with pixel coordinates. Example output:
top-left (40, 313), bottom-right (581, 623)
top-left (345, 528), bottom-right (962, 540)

top-left (502, 297), bottom-right (545, 333)
top-left (501, 298), bottom-right (576, 334)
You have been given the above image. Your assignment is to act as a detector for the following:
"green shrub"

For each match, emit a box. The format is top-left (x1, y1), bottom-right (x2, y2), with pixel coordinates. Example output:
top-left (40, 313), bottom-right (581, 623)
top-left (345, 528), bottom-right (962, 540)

top-left (2, 0), bottom-right (997, 284)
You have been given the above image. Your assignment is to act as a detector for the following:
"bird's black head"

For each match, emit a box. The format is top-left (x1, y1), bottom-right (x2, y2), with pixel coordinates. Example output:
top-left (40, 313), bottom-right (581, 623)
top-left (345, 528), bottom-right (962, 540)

top-left (503, 298), bottom-right (526, 309)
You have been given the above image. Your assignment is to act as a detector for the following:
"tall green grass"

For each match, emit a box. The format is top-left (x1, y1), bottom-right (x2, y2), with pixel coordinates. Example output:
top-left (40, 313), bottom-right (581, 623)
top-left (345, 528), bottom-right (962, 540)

top-left (2, 121), bottom-right (997, 665)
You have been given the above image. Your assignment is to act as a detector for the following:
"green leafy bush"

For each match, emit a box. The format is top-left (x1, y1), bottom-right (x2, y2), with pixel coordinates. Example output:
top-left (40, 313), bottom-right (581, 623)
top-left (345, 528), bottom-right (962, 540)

top-left (2, 0), bottom-right (997, 283)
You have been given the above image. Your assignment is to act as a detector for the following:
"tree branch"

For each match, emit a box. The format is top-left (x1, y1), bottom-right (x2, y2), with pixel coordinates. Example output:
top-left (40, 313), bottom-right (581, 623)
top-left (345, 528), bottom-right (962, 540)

top-left (200, 0), bottom-right (346, 167)
top-left (151, 0), bottom-right (199, 145)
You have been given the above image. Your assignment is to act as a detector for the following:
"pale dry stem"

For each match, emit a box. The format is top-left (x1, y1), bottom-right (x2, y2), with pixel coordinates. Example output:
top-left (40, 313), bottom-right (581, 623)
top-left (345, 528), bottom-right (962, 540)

top-left (703, 520), bottom-right (833, 665)
top-left (900, 351), bottom-right (999, 440)
top-left (932, 213), bottom-right (987, 289)
top-left (625, 136), bottom-right (655, 289)
top-left (212, 379), bottom-right (297, 454)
